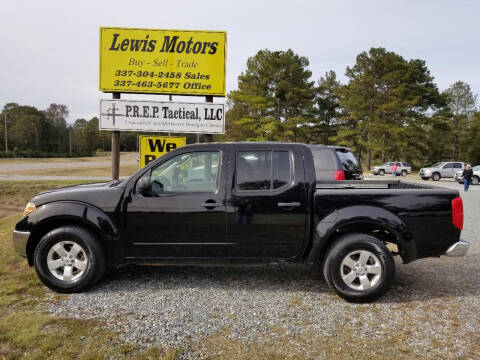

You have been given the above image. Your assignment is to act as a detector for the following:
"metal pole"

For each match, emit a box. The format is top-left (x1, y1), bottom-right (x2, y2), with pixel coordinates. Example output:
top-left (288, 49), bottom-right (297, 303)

top-left (204, 95), bottom-right (214, 143)
top-left (168, 94), bottom-right (172, 137)
top-left (111, 92), bottom-right (121, 180)
top-left (4, 112), bottom-right (7, 152)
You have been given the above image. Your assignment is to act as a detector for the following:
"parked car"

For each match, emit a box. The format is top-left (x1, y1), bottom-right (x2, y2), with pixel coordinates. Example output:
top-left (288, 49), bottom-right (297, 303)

top-left (455, 165), bottom-right (480, 185)
top-left (13, 142), bottom-right (468, 303)
top-left (371, 162), bottom-right (411, 176)
top-left (419, 162), bottom-right (464, 181)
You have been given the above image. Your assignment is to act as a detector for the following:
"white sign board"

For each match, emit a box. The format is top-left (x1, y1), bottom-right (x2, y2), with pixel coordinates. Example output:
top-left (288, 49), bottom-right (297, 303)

top-left (99, 99), bottom-right (225, 134)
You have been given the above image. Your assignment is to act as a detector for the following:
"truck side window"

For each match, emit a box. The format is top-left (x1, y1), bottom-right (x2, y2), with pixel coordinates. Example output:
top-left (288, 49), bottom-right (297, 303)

top-left (443, 163), bottom-right (453, 169)
top-left (137, 151), bottom-right (220, 196)
top-left (273, 151), bottom-right (291, 189)
top-left (236, 151), bottom-right (271, 190)
top-left (236, 150), bottom-right (291, 191)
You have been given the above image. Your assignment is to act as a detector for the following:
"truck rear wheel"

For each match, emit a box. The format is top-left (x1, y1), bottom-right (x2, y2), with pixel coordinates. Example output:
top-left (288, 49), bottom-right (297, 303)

top-left (323, 233), bottom-right (395, 303)
top-left (401, 170), bottom-right (407, 177)
top-left (33, 226), bottom-right (105, 293)
top-left (432, 173), bottom-right (441, 181)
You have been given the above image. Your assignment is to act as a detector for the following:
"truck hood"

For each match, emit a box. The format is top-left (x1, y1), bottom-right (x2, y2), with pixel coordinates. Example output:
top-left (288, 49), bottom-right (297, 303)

top-left (32, 181), bottom-right (126, 209)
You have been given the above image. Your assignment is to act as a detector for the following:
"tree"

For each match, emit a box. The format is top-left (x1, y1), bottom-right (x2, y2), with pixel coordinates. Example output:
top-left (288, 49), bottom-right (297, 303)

top-left (333, 47), bottom-right (444, 169)
top-left (226, 49), bottom-right (314, 141)
top-left (300, 71), bottom-right (341, 145)
top-left (443, 81), bottom-right (477, 160)
top-left (45, 104), bottom-right (69, 152)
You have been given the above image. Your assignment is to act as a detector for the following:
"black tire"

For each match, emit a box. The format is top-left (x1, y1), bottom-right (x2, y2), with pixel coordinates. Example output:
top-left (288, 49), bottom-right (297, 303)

top-left (472, 176), bottom-right (479, 185)
top-left (421, 177), bottom-right (429, 180)
top-left (432, 173), bottom-right (441, 181)
top-left (378, 169), bottom-right (385, 176)
top-left (33, 226), bottom-right (105, 293)
top-left (323, 233), bottom-right (395, 303)
top-left (401, 170), bottom-right (407, 177)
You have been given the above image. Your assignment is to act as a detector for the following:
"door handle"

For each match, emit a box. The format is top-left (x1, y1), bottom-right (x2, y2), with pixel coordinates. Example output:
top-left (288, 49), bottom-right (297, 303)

top-left (278, 202), bottom-right (301, 208)
top-left (201, 201), bottom-right (223, 209)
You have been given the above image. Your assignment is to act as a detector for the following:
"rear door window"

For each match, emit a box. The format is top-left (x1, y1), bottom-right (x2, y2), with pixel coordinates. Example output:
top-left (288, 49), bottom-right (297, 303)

top-left (454, 163), bottom-right (463, 169)
top-left (236, 150), bottom-right (291, 191)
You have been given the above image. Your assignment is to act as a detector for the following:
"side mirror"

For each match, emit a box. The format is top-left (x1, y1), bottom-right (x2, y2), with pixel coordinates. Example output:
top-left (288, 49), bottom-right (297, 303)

top-left (136, 173), bottom-right (152, 197)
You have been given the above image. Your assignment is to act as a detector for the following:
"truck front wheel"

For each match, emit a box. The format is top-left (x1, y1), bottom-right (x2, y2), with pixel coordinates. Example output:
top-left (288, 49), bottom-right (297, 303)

top-left (33, 226), bottom-right (106, 293)
top-left (323, 233), bottom-right (395, 303)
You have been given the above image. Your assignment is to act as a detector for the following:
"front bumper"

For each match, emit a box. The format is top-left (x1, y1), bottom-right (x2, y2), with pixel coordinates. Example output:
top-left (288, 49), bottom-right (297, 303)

top-left (445, 239), bottom-right (469, 257)
top-left (13, 230), bottom-right (30, 257)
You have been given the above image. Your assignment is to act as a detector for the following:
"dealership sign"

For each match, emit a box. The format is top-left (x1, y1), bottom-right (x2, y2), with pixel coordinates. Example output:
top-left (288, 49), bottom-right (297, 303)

top-left (99, 27), bottom-right (226, 96)
top-left (99, 99), bottom-right (225, 134)
top-left (138, 135), bottom-right (186, 168)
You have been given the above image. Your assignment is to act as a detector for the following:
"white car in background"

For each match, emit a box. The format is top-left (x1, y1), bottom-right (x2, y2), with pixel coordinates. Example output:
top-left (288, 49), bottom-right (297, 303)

top-left (455, 165), bottom-right (480, 185)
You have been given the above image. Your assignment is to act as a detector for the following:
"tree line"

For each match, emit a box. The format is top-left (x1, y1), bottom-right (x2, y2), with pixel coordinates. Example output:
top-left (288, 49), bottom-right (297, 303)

top-left (2, 47), bottom-right (478, 169)
top-left (0, 102), bottom-right (202, 158)
top-left (220, 47), bottom-right (479, 169)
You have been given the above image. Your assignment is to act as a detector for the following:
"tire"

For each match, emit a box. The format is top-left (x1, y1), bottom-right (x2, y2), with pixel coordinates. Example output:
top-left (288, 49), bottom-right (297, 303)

top-left (421, 177), bottom-right (429, 180)
top-left (378, 169), bottom-right (385, 176)
top-left (432, 173), bottom-right (441, 181)
top-left (472, 176), bottom-right (479, 185)
top-left (323, 233), bottom-right (395, 303)
top-left (401, 170), bottom-right (407, 177)
top-left (33, 226), bottom-right (105, 293)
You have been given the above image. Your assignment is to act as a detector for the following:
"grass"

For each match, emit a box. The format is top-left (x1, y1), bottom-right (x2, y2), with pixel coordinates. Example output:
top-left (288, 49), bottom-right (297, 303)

top-left (0, 152), bottom-right (137, 165)
top-left (0, 181), bottom-right (178, 359)
top-left (0, 164), bottom-right (140, 177)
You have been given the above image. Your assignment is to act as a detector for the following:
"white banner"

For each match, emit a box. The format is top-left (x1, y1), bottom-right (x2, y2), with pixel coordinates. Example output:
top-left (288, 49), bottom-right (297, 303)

top-left (99, 99), bottom-right (225, 134)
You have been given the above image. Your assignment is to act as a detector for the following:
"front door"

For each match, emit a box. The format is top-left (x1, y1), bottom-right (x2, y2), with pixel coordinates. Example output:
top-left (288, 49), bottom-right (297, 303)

top-left (225, 147), bottom-right (308, 258)
top-left (124, 150), bottom-right (228, 259)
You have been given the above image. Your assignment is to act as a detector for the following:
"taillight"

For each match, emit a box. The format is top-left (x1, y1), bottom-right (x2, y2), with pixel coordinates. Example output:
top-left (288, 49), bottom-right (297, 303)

top-left (451, 197), bottom-right (463, 230)
top-left (334, 170), bottom-right (346, 180)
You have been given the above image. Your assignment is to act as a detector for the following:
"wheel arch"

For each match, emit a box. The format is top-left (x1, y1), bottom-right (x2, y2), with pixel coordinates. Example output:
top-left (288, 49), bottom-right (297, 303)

top-left (26, 201), bottom-right (120, 267)
top-left (307, 206), bottom-right (416, 265)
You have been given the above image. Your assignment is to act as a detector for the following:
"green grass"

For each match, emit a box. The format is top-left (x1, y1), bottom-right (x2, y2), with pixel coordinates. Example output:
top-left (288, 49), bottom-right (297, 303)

top-left (0, 181), bottom-right (178, 359)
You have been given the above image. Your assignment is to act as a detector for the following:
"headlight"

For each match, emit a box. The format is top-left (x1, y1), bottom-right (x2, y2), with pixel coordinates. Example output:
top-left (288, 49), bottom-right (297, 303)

top-left (23, 202), bottom-right (36, 217)
top-left (424, 169), bottom-right (432, 174)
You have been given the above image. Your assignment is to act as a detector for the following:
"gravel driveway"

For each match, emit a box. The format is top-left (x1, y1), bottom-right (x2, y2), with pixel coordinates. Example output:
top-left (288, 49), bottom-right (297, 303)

top-left (47, 180), bottom-right (480, 359)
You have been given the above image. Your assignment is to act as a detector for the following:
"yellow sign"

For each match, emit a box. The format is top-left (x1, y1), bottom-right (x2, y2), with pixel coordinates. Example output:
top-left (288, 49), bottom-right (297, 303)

top-left (100, 27), bottom-right (226, 96)
top-left (139, 135), bottom-right (186, 168)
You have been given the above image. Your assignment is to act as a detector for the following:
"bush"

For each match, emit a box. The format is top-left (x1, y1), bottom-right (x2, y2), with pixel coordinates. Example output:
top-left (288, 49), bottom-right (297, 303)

top-left (0, 150), bottom-right (93, 158)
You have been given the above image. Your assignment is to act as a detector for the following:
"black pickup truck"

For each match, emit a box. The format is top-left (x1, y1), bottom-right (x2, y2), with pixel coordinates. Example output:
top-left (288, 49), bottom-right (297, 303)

top-left (13, 142), bottom-right (469, 302)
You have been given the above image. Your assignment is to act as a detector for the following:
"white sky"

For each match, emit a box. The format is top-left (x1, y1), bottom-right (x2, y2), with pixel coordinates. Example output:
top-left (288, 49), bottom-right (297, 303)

top-left (0, 0), bottom-right (478, 122)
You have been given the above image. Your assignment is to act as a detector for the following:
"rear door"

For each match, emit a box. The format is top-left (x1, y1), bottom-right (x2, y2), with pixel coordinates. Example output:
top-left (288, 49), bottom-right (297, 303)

top-left (442, 163), bottom-right (455, 178)
top-left (225, 146), bottom-right (308, 258)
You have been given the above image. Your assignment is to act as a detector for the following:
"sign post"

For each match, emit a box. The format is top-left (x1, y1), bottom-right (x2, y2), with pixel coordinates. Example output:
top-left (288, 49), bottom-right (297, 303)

top-left (111, 92), bottom-right (121, 180)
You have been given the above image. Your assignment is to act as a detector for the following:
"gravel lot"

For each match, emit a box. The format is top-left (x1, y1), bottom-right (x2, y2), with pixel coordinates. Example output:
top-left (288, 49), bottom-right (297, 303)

top-left (47, 179), bottom-right (480, 359)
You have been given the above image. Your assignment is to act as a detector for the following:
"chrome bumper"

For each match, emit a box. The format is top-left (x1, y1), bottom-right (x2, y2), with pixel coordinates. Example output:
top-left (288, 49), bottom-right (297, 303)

top-left (13, 230), bottom-right (30, 257)
top-left (445, 239), bottom-right (469, 257)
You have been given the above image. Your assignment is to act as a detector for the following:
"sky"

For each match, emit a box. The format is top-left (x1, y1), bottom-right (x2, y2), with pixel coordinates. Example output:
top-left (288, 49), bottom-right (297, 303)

top-left (0, 0), bottom-right (478, 123)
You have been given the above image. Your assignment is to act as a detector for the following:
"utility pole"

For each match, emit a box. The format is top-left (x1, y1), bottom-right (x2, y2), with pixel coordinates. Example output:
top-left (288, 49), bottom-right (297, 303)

top-left (69, 127), bottom-right (72, 156)
top-left (111, 92), bottom-right (121, 180)
top-left (4, 112), bottom-right (7, 152)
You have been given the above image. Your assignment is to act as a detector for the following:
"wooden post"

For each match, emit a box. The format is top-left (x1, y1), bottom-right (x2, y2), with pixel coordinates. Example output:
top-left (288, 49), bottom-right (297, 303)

top-left (111, 92), bottom-right (121, 180)
top-left (204, 95), bottom-right (214, 143)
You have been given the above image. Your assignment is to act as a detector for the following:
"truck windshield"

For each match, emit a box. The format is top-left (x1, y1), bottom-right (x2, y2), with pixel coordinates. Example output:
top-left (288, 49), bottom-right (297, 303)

top-left (336, 150), bottom-right (361, 171)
